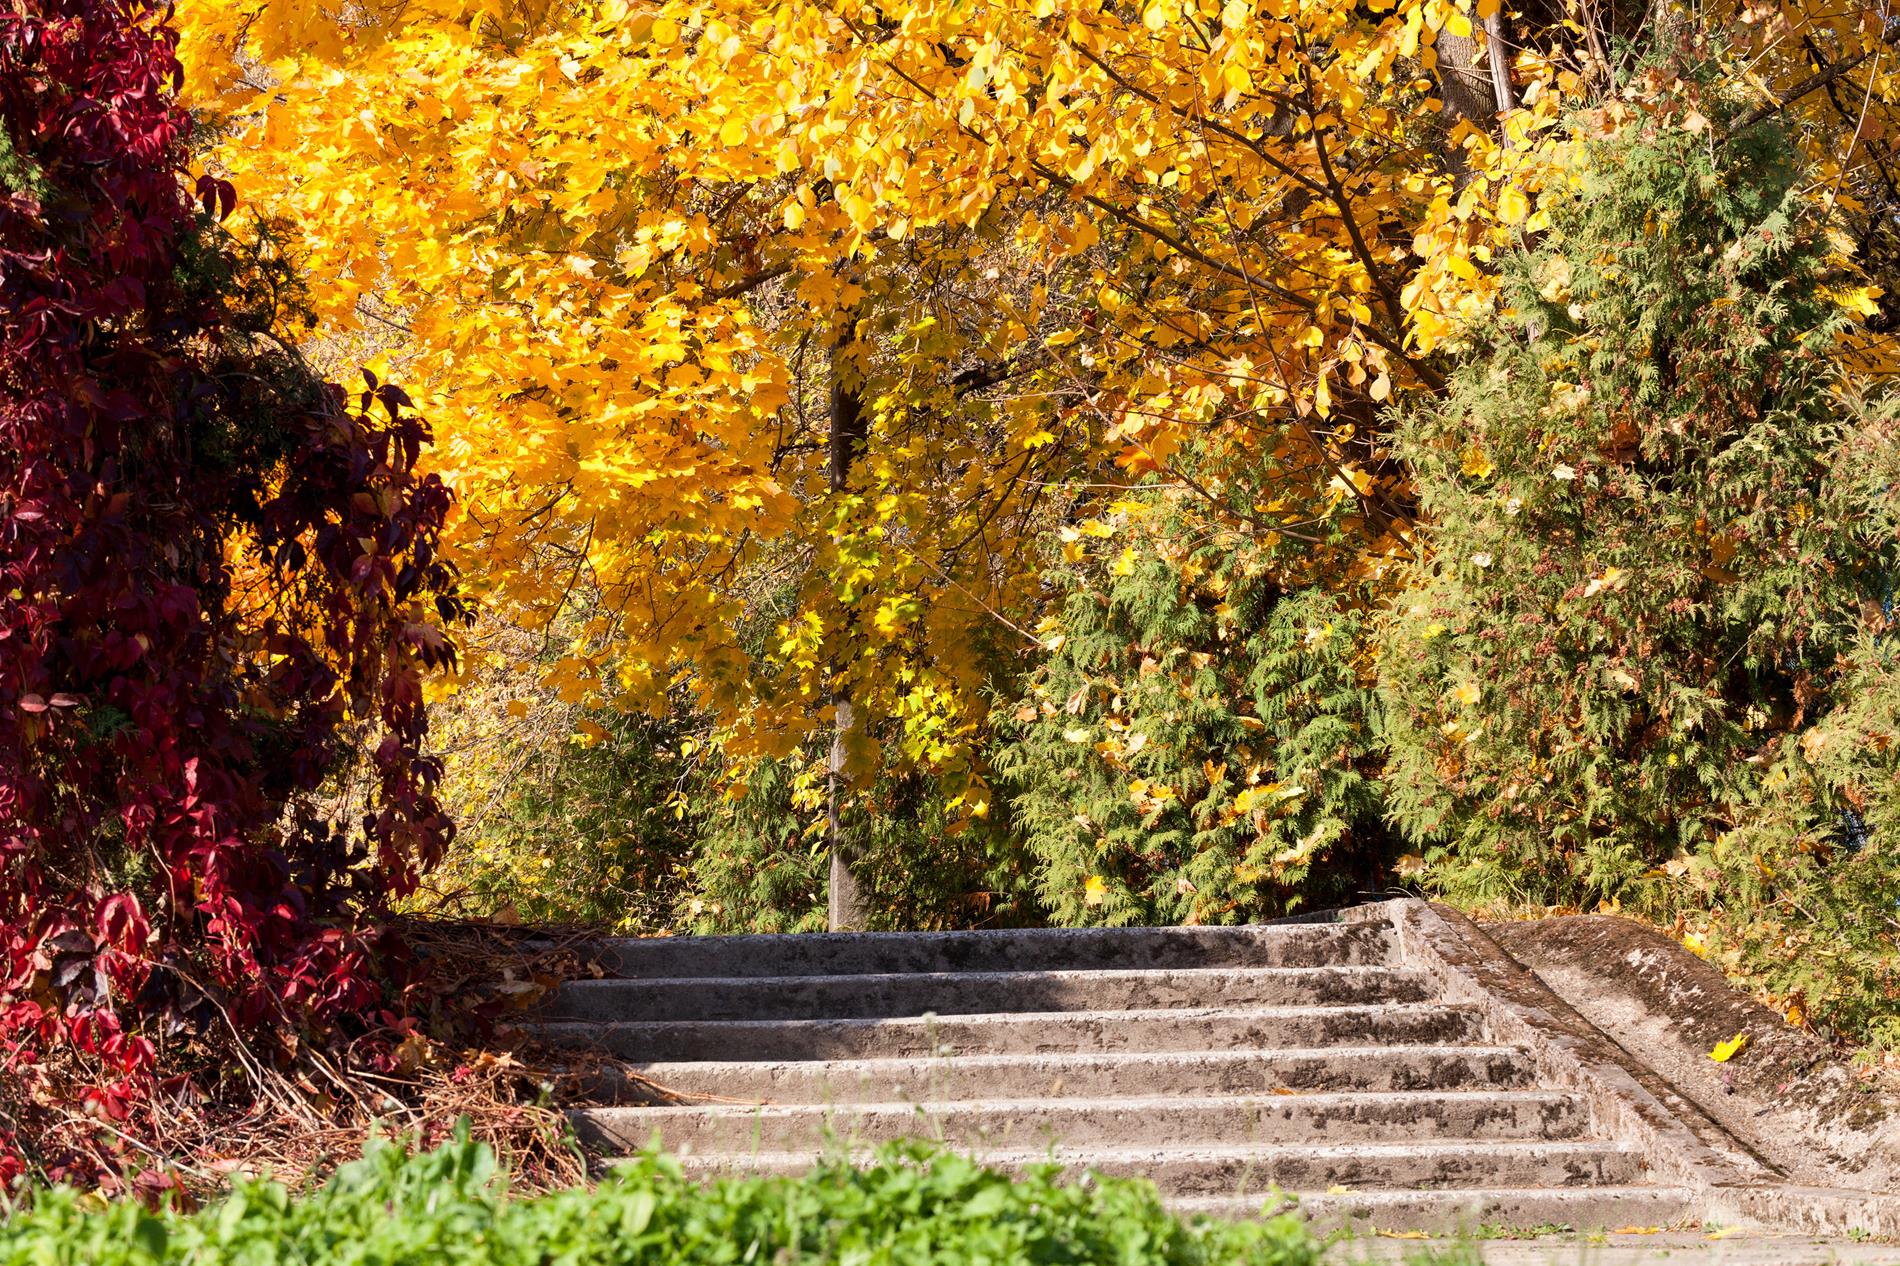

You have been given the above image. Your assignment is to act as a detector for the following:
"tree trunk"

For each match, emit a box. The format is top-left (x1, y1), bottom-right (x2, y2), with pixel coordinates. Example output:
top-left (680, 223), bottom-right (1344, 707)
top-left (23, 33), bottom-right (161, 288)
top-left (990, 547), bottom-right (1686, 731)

top-left (826, 313), bottom-right (870, 933)
top-left (1435, 14), bottom-right (1516, 185)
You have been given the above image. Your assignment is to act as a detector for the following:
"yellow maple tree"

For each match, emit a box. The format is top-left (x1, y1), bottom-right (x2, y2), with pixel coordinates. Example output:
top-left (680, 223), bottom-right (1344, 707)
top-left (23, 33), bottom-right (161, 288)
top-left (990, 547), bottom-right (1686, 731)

top-left (177, 0), bottom-right (1896, 913)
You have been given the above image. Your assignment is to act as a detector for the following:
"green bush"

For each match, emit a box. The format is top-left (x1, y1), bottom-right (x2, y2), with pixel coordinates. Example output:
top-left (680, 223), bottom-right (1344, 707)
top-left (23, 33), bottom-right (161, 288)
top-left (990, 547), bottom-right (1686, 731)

top-left (432, 702), bottom-right (706, 932)
top-left (996, 481), bottom-right (1391, 926)
top-left (0, 1134), bottom-right (1321, 1266)
top-left (1377, 90), bottom-right (1900, 1044)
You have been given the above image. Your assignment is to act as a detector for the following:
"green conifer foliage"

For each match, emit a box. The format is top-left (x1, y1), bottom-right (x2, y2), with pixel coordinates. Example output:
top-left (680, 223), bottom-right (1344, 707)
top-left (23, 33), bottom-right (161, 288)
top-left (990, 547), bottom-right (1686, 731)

top-left (1379, 99), bottom-right (1900, 1021)
top-left (996, 487), bottom-right (1390, 926)
top-left (684, 756), bottom-right (1032, 933)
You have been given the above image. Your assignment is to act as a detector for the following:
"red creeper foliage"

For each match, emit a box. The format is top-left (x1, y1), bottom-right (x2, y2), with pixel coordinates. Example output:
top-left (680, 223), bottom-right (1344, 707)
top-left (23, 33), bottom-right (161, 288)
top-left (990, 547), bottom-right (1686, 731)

top-left (0, 0), bottom-right (464, 1177)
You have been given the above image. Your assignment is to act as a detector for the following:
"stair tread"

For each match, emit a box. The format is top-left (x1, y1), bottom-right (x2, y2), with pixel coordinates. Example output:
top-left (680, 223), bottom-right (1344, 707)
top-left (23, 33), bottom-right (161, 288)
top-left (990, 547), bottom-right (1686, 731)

top-left (578, 1043), bottom-right (1533, 1104)
top-left (532, 1002), bottom-right (1492, 1060)
top-left (546, 965), bottom-right (1439, 1022)
top-left (592, 919), bottom-right (1390, 951)
top-left (1172, 1185), bottom-right (1700, 1230)
top-left (603, 1043), bottom-right (1526, 1076)
top-left (561, 965), bottom-right (1428, 989)
top-left (579, 1088), bottom-right (1582, 1118)
top-left (628, 1139), bottom-right (1640, 1162)
top-left (1175, 1184), bottom-right (1696, 1206)
top-left (534, 1000), bottom-right (1477, 1030)
top-left (585, 920), bottom-right (1398, 978)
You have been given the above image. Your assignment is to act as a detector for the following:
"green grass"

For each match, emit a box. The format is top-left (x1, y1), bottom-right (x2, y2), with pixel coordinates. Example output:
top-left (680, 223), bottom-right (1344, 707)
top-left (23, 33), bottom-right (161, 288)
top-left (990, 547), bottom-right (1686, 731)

top-left (0, 1131), bottom-right (1321, 1266)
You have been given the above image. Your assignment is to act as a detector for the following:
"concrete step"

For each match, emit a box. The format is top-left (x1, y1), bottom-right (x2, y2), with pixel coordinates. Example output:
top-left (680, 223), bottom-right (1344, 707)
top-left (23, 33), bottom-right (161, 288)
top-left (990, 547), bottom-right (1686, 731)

top-left (587, 921), bottom-right (1396, 978)
top-left (574, 1089), bottom-right (1592, 1153)
top-left (1179, 1186), bottom-right (1700, 1234)
top-left (654, 1139), bottom-right (1647, 1196)
top-left (543, 966), bottom-right (1436, 1023)
top-left (531, 1002), bottom-right (1491, 1062)
top-left (588, 1045), bottom-right (1536, 1104)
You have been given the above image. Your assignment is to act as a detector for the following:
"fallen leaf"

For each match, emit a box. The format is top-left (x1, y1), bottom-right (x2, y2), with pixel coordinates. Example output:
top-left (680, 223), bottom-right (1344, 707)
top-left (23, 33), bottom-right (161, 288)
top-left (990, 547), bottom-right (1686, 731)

top-left (1613, 1226), bottom-right (1663, 1235)
top-left (1706, 1226), bottom-right (1748, 1241)
top-left (1709, 1032), bottom-right (1750, 1063)
top-left (1379, 1230), bottom-right (1431, 1239)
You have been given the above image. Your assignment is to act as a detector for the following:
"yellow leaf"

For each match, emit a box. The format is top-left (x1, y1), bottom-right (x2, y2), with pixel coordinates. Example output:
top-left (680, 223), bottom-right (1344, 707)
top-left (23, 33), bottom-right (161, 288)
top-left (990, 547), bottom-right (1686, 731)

top-left (170, 0), bottom-right (1614, 813)
top-left (1822, 285), bottom-right (1882, 317)
top-left (1083, 874), bottom-right (1108, 906)
top-left (1451, 681), bottom-right (1481, 707)
top-left (1460, 446), bottom-right (1494, 478)
top-left (1708, 1032), bottom-right (1750, 1063)
top-left (1582, 567), bottom-right (1626, 598)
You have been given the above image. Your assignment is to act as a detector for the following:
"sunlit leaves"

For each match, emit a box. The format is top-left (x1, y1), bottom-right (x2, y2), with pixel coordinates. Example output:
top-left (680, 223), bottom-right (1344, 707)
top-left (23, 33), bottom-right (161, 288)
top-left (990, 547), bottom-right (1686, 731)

top-left (179, 0), bottom-right (1899, 830)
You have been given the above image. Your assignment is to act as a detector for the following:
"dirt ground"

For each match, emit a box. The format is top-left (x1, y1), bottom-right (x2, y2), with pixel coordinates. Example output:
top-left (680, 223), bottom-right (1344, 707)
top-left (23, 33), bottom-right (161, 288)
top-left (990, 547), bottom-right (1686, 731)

top-left (1484, 915), bottom-right (1900, 1195)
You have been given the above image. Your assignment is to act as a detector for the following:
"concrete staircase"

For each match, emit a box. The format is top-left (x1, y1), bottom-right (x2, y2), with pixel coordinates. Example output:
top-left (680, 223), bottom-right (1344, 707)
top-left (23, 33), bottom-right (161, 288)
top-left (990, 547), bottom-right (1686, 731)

top-left (531, 913), bottom-right (1700, 1233)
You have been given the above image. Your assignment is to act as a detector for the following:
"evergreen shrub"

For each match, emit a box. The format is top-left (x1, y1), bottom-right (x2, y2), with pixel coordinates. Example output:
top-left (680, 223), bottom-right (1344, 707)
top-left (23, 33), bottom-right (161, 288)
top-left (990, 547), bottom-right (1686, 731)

top-left (1378, 90), bottom-right (1900, 1040)
top-left (997, 481), bottom-right (1391, 926)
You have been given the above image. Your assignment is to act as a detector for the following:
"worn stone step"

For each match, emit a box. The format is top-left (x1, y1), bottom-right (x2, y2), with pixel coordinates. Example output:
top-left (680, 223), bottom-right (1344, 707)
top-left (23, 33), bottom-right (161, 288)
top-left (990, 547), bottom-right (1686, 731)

top-left (653, 1139), bottom-right (1646, 1196)
top-left (586, 921), bottom-right (1396, 979)
top-left (543, 966), bottom-right (1436, 1023)
top-left (587, 1045), bottom-right (1536, 1105)
top-left (574, 1089), bottom-right (1591, 1153)
top-left (531, 1002), bottom-right (1491, 1062)
top-left (1178, 1186), bottom-right (1700, 1234)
